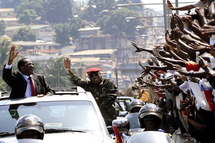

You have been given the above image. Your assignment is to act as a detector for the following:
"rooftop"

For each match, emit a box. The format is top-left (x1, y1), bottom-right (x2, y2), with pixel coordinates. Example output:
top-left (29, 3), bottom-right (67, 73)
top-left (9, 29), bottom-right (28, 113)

top-left (0, 18), bottom-right (18, 22)
top-left (78, 27), bottom-right (100, 31)
top-left (68, 49), bottom-right (117, 56)
top-left (13, 41), bottom-right (60, 47)
top-left (5, 25), bottom-right (51, 31)
top-left (0, 8), bottom-right (14, 12)
top-left (69, 57), bottom-right (100, 62)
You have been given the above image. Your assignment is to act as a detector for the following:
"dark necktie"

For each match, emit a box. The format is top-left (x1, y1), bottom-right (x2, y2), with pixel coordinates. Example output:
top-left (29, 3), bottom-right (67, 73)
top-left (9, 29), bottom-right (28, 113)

top-left (28, 77), bottom-right (36, 96)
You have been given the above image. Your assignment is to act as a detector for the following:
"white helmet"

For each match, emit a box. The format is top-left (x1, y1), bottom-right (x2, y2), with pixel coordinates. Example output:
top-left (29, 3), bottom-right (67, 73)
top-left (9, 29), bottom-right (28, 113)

top-left (15, 114), bottom-right (44, 140)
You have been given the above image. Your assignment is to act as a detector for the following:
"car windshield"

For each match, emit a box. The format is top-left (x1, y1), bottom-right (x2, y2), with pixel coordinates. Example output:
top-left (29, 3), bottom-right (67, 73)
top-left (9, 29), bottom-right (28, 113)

top-left (0, 101), bottom-right (102, 135)
top-left (117, 99), bottom-right (132, 111)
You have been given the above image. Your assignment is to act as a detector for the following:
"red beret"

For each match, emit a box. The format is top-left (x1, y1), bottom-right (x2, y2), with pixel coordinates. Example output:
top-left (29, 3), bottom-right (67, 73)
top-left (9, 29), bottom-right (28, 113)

top-left (86, 67), bottom-right (101, 74)
top-left (158, 70), bottom-right (163, 73)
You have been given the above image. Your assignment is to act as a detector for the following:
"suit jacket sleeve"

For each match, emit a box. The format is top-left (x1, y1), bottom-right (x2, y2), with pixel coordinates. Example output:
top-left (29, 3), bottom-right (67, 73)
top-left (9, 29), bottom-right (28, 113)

top-left (34, 74), bottom-right (54, 96)
top-left (2, 66), bottom-right (27, 98)
top-left (3, 66), bottom-right (16, 88)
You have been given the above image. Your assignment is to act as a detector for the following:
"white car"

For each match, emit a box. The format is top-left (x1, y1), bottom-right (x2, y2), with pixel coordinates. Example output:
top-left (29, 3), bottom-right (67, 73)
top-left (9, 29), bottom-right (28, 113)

top-left (0, 86), bottom-right (114, 143)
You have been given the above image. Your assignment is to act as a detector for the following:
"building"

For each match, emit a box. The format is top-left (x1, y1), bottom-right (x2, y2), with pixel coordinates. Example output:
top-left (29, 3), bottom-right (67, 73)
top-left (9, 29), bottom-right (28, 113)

top-left (5, 25), bottom-right (55, 41)
top-left (13, 40), bottom-right (60, 50)
top-left (75, 27), bottom-right (128, 52)
top-left (78, 27), bottom-right (100, 38)
top-left (0, 8), bottom-right (15, 18)
top-left (64, 49), bottom-right (117, 60)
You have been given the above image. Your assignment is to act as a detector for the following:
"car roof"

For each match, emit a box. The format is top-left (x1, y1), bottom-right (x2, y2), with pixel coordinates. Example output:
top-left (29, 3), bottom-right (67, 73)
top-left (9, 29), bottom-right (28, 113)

top-left (116, 96), bottom-right (134, 101)
top-left (0, 86), bottom-right (95, 106)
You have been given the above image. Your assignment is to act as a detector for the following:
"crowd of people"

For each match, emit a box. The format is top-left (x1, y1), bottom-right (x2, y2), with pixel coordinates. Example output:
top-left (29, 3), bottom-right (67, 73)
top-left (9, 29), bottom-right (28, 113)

top-left (124, 0), bottom-right (215, 142)
top-left (3, 1), bottom-right (215, 143)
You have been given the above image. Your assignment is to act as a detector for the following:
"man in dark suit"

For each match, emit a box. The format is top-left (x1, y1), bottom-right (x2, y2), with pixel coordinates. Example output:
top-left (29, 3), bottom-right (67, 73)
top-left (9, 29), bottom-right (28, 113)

top-left (2, 45), bottom-right (54, 99)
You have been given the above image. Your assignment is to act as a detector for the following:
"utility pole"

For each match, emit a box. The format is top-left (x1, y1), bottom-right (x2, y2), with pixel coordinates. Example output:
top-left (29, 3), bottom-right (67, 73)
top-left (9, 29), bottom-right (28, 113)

top-left (163, 0), bottom-right (167, 31)
top-left (176, 0), bottom-right (179, 14)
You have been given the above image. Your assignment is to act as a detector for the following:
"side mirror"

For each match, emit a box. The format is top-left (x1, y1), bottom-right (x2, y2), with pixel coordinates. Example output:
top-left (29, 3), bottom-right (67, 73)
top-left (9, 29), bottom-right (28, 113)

top-left (119, 111), bottom-right (128, 117)
top-left (112, 118), bottom-right (129, 133)
top-left (107, 126), bottom-right (114, 134)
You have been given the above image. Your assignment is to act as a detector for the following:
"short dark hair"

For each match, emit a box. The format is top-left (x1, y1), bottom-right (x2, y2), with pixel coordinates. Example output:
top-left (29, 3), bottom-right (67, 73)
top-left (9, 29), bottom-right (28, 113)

top-left (18, 58), bottom-right (28, 72)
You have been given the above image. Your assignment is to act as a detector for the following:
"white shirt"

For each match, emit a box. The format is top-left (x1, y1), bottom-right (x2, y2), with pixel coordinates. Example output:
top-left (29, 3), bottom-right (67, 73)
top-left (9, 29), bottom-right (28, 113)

top-left (210, 35), bottom-right (215, 45)
top-left (5, 63), bottom-right (35, 97)
top-left (179, 80), bottom-right (189, 95)
top-left (210, 56), bottom-right (215, 69)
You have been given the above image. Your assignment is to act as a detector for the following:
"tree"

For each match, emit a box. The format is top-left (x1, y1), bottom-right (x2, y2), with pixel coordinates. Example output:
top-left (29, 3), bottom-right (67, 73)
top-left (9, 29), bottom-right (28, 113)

top-left (0, 37), bottom-right (11, 75)
top-left (0, 0), bottom-right (22, 8)
top-left (96, 8), bottom-right (144, 36)
top-left (54, 23), bottom-right (71, 45)
top-left (116, 0), bottom-right (130, 4)
top-left (16, 0), bottom-right (45, 23)
top-left (79, 5), bottom-right (97, 22)
top-left (45, 0), bottom-right (72, 24)
top-left (0, 20), bottom-right (6, 36)
top-left (54, 18), bottom-right (85, 45)
top-left (88, 0), bottom-right (115, 10)
top-left (16, 0), bottom-right (32, 18)
top-left (69, 18), bottom-right (85, 40)
top-left (12, 27), bottom-right (37, 41)
top-left (104, 0), bottom-right (116, 9)
top-left (0, 37), bottom-right (19, 91)
top-left (18, 9), bottom-right (38, 25)
top-left (44, 57), bottom-right (71, 88)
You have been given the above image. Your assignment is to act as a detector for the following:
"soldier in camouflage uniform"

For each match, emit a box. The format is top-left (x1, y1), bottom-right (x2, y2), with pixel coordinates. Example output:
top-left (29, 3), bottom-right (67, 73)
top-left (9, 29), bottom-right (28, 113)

top-left (64, 58), bottom-right (118, 126)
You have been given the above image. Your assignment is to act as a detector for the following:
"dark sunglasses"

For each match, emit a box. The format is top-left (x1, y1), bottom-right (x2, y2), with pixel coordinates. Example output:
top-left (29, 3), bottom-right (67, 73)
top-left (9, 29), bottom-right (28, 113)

top-left (89, 72), bottom-right (99, 78)
top-left (143, 116), bottom-right (158, 122)
top-left (24, 62), bottom-right (34, 66)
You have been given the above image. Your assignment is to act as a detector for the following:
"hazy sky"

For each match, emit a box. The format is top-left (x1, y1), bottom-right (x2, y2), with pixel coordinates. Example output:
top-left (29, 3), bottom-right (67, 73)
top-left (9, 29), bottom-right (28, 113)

top-left (142, 0), bottom-right (196, 11)
top-left (75, 0), bottom-right (198, 15)
top-left (140, 0), bottom-right (197, 16)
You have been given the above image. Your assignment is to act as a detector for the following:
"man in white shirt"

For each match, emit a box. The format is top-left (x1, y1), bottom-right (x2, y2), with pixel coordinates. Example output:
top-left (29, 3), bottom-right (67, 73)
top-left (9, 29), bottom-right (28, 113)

top-left (2, 45), bottom-right (54, 99)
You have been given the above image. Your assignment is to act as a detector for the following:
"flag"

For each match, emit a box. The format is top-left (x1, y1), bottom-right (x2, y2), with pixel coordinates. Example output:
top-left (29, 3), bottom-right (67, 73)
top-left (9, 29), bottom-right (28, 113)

top-left (114, 124), bottom-right (123, 143)
top-left (185, 61), bottom-right (200, 71)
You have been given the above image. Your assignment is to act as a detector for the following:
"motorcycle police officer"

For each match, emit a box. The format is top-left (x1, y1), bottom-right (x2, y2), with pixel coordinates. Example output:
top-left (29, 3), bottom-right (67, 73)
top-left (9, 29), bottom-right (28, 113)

top-left (15, 114), bottom-right (45, 140)
top-left (138, 103), bottom-right (163, 131)
top-left (128, 99), bottom-right (145, 113)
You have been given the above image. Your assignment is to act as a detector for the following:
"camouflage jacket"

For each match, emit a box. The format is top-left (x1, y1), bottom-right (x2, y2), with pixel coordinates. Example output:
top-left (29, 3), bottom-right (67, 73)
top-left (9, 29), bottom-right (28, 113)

top-left (68, 73), bottom-right (118, 107)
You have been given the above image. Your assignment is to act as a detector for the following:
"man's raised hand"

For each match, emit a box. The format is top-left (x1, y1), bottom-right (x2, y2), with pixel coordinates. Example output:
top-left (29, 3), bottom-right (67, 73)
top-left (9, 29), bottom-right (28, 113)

top-left (64, 58), bottom-right (71, 71)
top-left (8, 45), bottom-right (19, 65)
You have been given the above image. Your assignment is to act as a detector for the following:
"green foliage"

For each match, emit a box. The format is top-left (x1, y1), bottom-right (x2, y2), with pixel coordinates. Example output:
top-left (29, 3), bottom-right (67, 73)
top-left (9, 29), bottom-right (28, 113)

top-left (16, 0), bottom-right (31, 18)
top-left (33, 62), bottom-right (44, 75)
top-left (0, 20), bottom-right (6, 36)
top-left (12, 27), bottom-right (36, 41)
top-left (96, 8), bottom-right (143, 36)
top-left (0, 37), bottom-right (11, 75)
top-left (44, 57), bottom-right (70, 88)
top-left (80, 0), bottom-right (117, 22)
top-left (79, 5), bottom-right (97, 22)
top-left (72, 6), bottom-right (82, 16)
top-left (18, 9), bottom-right (38, 25)
top-left (54, 18), bottom-right (85, 45)
top-left (54, 23), bottom-right (71, 45)
top-left (0, 0), bottom-right (22, 8)
top-left (88, 0), bottom-right (116, 10)
top-left (0, 37), bottom-right (12, 91)
top-left (28, 0), bottom-right (45, 17)
top-left (116, 0), bottom-right (130, 4)
top-left (45, 0), bottom-right (72, 24)
top-left (16, 0), bottom-right (44, 17)
top-left (16, 0), bottom-right (45, 24)
top-left (69, 18), bottom-right (85, 40)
